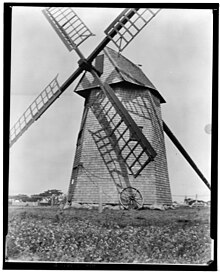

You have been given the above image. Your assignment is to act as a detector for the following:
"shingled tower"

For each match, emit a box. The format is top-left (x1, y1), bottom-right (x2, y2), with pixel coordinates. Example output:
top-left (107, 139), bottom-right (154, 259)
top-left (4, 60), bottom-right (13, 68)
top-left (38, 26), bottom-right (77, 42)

top-left (68, 47), bottom-right (172, 206)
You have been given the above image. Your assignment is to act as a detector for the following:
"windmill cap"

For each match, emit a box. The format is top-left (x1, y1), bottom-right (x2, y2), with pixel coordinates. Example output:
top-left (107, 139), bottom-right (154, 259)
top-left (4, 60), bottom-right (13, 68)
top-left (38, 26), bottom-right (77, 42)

top-left (74, 47), bottom-right (166, 104)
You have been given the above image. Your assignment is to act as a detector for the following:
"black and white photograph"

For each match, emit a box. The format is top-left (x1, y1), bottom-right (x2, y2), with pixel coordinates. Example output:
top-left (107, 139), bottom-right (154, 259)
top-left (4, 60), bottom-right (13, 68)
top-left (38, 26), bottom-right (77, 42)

top-left (4, 2), bottom-right (217, 270)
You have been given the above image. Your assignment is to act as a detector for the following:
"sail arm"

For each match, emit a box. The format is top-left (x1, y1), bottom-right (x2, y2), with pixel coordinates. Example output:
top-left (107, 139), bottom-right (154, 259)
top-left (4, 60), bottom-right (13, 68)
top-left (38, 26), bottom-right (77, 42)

top-left (10, 75), bottom-right (61, 147)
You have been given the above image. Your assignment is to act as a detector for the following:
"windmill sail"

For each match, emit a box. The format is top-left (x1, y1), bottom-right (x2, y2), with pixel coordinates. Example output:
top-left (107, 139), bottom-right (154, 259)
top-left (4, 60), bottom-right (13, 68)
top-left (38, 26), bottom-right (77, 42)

top-left (10, 75), bottom-right (61, 147)
top-left (89, 84), bottom-right (156, 177)
top-left (90, 71), bottom-right (157, 177)
top-left (10, 8), bottom-right (95, 147)
top-left (42, 7), bottom-right (94, 51)
top-left (105, 8), bottom-right (161, 52)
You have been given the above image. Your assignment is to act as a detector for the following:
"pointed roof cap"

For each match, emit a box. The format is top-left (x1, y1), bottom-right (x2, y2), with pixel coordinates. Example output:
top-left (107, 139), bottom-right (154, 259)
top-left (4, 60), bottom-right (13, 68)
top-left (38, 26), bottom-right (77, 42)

top-left (74, 47), bottom-right (166, 103)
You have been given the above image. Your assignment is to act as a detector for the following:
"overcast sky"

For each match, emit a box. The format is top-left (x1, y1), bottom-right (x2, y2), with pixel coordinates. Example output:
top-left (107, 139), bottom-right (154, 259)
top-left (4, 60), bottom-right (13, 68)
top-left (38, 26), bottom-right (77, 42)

top-left (9, 6), bottom-right (212, 202)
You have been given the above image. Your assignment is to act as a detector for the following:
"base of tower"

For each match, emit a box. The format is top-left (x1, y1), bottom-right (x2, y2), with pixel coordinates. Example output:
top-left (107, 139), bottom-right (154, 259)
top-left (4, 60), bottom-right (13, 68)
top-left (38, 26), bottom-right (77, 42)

top-left (64, 201), bottom-right (173, 211)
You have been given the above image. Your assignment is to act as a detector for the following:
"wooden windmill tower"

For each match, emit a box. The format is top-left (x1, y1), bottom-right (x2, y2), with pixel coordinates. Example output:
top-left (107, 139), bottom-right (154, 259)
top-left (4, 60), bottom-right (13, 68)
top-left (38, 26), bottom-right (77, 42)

top-left (10, 7), bottom-right (210, 209)
top-left (68, 46), bottom-right (172, 207)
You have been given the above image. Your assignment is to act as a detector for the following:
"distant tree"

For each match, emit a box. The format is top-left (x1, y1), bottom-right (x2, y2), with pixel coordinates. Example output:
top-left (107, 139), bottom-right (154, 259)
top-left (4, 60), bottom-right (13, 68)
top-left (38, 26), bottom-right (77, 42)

top-left (30, 195), bottom-right (43, 202)
top-left (9, 190), bottom-right (64, 204)
top-left (39, 189), bottom-right (63, 198)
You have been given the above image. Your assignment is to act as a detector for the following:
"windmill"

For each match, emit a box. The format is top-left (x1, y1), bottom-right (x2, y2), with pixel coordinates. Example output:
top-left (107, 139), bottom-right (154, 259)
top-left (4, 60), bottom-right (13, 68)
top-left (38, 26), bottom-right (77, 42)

top-left (10, 7), bottom-right (210, 209)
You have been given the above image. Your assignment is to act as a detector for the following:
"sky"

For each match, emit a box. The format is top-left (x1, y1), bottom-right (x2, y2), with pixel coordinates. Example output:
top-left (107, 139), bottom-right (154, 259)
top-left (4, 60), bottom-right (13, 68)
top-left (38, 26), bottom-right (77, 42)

top-left (9, 6), bottom-right (213, 202)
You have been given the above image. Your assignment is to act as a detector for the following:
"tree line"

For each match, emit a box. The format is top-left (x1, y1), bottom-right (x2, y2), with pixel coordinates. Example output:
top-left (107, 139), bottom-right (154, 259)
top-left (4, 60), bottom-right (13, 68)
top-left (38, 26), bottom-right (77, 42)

top-left (9, 189), bottom-right (64, 202)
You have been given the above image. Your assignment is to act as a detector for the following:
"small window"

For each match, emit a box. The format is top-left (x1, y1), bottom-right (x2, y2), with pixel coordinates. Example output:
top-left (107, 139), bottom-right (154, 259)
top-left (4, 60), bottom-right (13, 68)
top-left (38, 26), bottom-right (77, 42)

top-left (130, 126), bottom-right (143, 141)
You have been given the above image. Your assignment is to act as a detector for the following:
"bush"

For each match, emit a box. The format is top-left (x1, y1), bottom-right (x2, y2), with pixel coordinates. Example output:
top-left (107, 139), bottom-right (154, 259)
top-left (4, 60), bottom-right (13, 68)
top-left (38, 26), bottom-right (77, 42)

top-left (7, 207), bottom-right (211, 263)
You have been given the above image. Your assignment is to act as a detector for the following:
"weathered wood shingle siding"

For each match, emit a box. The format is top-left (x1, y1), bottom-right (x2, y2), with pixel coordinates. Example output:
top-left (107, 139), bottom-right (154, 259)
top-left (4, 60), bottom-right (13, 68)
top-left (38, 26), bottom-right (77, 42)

top-left (69, 83), bottom-right (172, 205)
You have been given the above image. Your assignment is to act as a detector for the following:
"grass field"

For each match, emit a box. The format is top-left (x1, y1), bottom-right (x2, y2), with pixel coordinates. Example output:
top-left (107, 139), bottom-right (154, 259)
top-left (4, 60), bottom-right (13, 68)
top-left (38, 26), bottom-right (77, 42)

top-left (6, 205), bottom-right (211, 264)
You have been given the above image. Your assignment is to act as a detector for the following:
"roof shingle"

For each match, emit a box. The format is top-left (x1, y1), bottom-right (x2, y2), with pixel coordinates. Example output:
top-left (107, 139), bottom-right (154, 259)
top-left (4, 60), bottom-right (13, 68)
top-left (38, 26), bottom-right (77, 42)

top-left (74, 47), bottom-right (166, 103)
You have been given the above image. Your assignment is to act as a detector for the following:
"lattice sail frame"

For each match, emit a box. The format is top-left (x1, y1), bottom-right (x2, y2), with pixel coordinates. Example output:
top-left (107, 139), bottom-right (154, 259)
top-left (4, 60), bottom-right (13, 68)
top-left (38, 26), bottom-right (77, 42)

top-left (105, 8), bottom-right (161, 52)
top-left (42, 7), bottom-right (94, 51)
top-left (10, 75), bottom-right (61, 147)
top-left (89, 84), bottom-right (156, 178)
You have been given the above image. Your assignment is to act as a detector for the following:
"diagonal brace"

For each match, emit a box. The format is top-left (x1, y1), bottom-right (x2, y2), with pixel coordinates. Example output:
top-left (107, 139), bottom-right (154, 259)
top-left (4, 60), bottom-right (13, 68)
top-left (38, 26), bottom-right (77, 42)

top-left (163, 121), bottom-right (211, 190)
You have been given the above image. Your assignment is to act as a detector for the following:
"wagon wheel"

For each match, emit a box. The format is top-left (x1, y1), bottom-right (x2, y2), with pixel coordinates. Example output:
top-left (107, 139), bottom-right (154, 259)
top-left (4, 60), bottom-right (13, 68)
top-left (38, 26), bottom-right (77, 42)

top-left (119, 187), bottom-right (143, 210)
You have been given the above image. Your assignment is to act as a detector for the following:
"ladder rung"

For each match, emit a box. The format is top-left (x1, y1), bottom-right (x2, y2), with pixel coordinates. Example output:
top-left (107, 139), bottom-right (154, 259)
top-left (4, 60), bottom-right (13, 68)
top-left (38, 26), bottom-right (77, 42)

top-left (118, 21), bottom-right (134, 38)
top-left (61, 16), bottom-right (75, 28)
top-left (104, 104), bottom-right (114, 117)
top-left (95, 134), bottom-right (109, 144)
top-left (68, 27), bottom-right (86, 39)
top-left (124, 142), bottom-right (139, 161)
top-left (50, 8), bottom-right (60, 16)
top-left (128, 157), bottom-right (140, 169)
top-left (109, 119), bottom-right (123, 136)
top-left (95, 100), bottom-right (109, 119)
top-left (105, 159), bottom-right (114, 165)
top-left (102, 149), bottom-right (114, 156)
top-left (98, 115), bottom-right (107, 124)
top-left (98, 142), bottom-right (111, 150)
top-left (123, 14), bottom-right (139, 31)
top-left (129, 150), bottom-right (144, 168)
top-left (104, 8), bottom-right (133, 34)
top-left (109, 111), bottom-right (118, 122)
top-left (128, 149), bottom-right (146, 169)
top-left (77, 28), bottom-right (90, 37)
top-left (114, 127), bottom-right (128, 146)
top-left (64, 18), bottom-right (79, 31)
top-left (101, 99), bottom-right (110, 110)
top-left (133, 156), bottom-right (152, 178)
top-left (62, 10), bottom-right (72, 18)
top-left (93, 128), bottom-right (106, 137)
top-left (118, 136), bottom-right (133, 155)
top-left (69, 24), bottom-right (85, 38)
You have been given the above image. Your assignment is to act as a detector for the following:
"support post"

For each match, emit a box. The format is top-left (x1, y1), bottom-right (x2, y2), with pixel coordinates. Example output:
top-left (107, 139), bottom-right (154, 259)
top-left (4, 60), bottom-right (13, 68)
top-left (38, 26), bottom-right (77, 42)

top-left (163, 121), bottom-right (211, 190)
